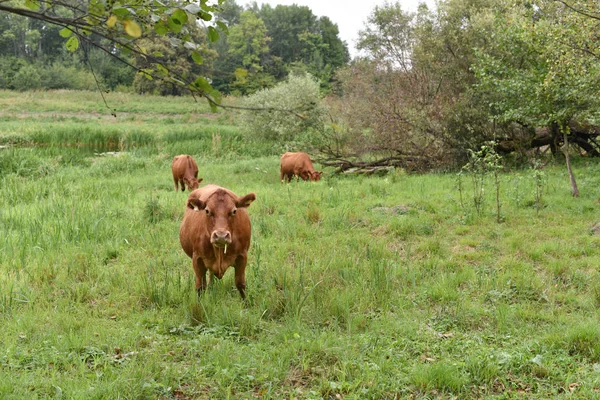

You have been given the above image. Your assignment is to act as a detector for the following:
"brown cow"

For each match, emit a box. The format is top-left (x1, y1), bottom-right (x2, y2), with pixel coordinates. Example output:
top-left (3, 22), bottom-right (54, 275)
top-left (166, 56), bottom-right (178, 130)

top-left (280, 152), bottom-right (323, 182)
top-left (179, 185), bottom-right (256, 299)
top-left (172, 155), bottom-right (202, 192)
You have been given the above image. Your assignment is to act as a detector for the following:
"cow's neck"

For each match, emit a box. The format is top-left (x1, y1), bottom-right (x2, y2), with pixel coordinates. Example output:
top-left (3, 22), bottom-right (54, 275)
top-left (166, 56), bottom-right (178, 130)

top-left (212, 246), bottom-right (228, 277)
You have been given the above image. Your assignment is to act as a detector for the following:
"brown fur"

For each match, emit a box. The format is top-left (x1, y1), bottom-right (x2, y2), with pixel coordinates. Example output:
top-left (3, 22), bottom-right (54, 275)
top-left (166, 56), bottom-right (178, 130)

top-left (280, 152), bottom-right (323, 182)
top-left (179, 184), bottom-right (256, 299)
top-left (172, 155), bottom-right (202, 192)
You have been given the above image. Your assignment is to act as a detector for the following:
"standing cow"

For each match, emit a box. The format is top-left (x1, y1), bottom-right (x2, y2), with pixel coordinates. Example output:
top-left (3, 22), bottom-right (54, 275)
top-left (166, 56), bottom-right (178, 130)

top-left (280, 152), bottom-right (323, 182)
top-left (172, 155), bottom-right (202, 192)
top-left (179, 185), bottom-right (256, 299)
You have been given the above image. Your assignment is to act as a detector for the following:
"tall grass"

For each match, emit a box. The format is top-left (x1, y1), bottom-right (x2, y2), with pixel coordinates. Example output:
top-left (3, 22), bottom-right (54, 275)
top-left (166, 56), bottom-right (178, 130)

top-left (1, 91), bottom-right (600, 398)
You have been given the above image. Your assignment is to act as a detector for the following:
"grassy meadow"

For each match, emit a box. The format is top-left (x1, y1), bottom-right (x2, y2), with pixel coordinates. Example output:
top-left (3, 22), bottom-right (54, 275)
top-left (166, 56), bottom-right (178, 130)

top-left (1, 90), bottom-right (600, 399)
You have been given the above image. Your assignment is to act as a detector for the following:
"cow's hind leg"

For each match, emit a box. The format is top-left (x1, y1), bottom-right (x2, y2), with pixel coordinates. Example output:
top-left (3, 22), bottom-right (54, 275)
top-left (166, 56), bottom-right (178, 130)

top-left (180, 180), bottom-right (186, 192)
top-left (234, 255), bottom-right (247, 300)
top-left (174, 177), bottom-right (179, 191)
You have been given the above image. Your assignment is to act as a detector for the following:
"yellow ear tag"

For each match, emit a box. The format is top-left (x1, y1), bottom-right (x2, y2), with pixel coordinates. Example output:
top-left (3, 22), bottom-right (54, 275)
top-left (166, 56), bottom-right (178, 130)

top-left (224, 244), bottom-right (227, 254)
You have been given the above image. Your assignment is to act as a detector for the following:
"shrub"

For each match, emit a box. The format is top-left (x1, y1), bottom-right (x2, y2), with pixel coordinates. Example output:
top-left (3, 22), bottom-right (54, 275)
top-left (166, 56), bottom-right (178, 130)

top-left (241, 73), bottom-right (327, 150)
top-left (39, 63), bottom-right (97, 91)
top-left (11, 64), bottom-right (42, 91)
top-left (0, 57), bottom-right (28, 89)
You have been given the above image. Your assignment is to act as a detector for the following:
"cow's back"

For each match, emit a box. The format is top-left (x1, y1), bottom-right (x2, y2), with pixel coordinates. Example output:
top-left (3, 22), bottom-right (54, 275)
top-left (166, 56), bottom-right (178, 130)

top-left (172, 155), bottom-right (197, 178)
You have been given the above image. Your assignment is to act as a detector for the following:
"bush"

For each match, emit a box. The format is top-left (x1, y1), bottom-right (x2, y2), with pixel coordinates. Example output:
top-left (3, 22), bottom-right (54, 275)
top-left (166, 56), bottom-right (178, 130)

top-left (39, 63), bottom-right (97, 91)
top-left (11, 65), bottom-right (42, 91)
top-left (0, 57), bottom-right (28, 89)
top-left (241, 73), bottom-right (327, 150)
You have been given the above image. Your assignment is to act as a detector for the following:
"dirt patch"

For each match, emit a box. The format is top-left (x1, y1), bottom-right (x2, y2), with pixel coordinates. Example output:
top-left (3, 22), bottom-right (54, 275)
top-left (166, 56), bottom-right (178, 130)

top-left (372, 205), bottom-right (410, 215)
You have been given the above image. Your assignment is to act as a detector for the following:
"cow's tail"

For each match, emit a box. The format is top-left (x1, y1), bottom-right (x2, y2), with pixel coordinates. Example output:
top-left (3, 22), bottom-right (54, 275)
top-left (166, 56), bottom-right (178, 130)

top-left (187, 155), bottom-right (193, 169)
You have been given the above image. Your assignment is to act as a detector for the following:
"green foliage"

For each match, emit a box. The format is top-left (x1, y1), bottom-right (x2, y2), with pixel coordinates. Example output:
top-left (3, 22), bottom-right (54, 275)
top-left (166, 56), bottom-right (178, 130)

top-left (472, 1), bottom-right (600, 127)
top-left (0, 59), bottom-right (98, 91)
top-left (242, 73), bottom-right (327, 149)
top-left (210, 1), bottom-right (349, 94)
top-left (0, 0), bottom-right (229, 105)
top-left (462, 143), bottom-right (503, 219)
top-left (532, 161), bottom-right (546, 216)
top-left (9, 64), bottom-right (41, 91)
top-left (132, 23), bottom-right (217, 96)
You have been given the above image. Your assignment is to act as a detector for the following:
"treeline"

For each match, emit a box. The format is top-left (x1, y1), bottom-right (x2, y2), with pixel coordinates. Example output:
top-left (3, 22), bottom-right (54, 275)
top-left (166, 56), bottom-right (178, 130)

top-left (0, 0), bottom-right (348, 94)
top-left (318, 0), bottom-right (600, 170)
top-left (240, 0), bottom-right (600, 176)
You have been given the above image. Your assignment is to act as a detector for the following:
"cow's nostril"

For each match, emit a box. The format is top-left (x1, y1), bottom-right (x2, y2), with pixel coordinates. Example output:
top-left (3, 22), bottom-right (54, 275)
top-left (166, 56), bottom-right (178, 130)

top-left (211, 231), bottom-right (231, 244)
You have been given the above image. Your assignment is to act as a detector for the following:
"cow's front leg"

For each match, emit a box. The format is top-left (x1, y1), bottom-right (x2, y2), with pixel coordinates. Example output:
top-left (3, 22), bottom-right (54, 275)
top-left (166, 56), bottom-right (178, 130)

top-left (192, 254), bottom-right (208, 295)
top-left (234, 255), bottom-right (247, 300)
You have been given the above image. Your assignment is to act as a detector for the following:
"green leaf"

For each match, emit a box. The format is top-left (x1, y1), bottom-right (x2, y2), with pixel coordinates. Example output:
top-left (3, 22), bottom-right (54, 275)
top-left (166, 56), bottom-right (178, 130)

top-left (59, 27), bottom-right (73, 38)
top-left (199, 11), bottom-right (212, 21)
top-left (192, 51), bottom-right (203, 64)
top-left (65, 36), bottom-right (79, 52)
top-left (112, 7), bottom-right (130, 17)
top-left (156, 64), bottom-right (169, 75)
top-left (207, 26), bottom-right (219, 42)
top-left (209, 89), bottom-right (222, 105)
top-left (216, 21), bottom-right (229, 34)
top-left (171, 8), bottom-right (188, 26)
top-left (24, 0), bottom-right (40, 11)
top-left (152, 51), bottom-right (164, 57)
top-left (140, 69), bottom-right (153, 80)
top-left (154, 21), bottom-right (168, 35)
top-left (193, 77), bottom-right (212, 92)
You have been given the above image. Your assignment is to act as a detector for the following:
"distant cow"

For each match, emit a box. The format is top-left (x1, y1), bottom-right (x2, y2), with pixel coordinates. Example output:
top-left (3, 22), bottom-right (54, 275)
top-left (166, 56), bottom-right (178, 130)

top-left (280, 152), bottom-right (323, 182)
top-left (179, 185), bottom-right (256, 299)
top-left (172, 155), bottom-right (202, 192)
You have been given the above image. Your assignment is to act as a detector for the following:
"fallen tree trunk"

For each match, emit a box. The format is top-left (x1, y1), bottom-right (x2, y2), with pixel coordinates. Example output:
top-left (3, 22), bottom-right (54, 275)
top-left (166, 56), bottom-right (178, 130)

top-left (318, 154), bottom-right (433, 174)
top-left (495, 122), bottom-right (600, 157)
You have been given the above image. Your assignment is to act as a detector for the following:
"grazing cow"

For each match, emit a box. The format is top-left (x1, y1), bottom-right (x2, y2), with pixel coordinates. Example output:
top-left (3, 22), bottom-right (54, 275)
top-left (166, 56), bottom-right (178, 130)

top-left (179, 185), bottom-right (256, 299)
top-left (280, 152), bottom-right (323, 182)
top-left (172, 155), bottom-right (202, 192)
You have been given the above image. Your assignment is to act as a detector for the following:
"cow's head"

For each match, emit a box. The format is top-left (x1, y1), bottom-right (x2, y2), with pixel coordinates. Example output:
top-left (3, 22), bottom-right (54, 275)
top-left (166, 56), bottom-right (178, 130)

top-left (310, 171), bottom-right (323, 181)
top-left (185, 177), bottom-right (203, 191)
top-left (187, 189), bottom-right (255, 247)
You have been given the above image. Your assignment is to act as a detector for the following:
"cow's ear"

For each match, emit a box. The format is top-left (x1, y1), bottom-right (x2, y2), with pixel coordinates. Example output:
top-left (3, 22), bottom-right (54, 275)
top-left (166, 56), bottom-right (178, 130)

top-left (198, 178), bottom-right (203, 183)
top-left (187, 198), bottom-right (206, 211)
top-left (236, 193), bottom-right (256, 208)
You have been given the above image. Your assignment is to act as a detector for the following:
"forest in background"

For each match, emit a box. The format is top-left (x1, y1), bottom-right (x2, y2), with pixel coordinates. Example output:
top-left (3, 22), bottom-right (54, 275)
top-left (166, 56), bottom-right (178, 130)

top-left (1, 0), bottom-right (600, 177)
top-left (0, 0), bottom-right (348, 94)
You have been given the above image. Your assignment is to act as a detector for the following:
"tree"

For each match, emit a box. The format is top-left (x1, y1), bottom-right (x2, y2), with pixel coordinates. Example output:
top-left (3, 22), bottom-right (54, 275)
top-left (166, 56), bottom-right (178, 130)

top-left (225, 10), bottom-right (274, 95)
top-left (256, 4), bottom-right (317, 64)
top-left (473, 1), bottom-right (600, 196)
top-left (0, 0), bottom-right (228, 109)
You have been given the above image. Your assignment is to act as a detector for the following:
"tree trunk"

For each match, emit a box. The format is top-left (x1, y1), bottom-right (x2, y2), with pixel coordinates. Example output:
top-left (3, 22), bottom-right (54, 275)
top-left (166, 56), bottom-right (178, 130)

top-left (561, 129), bottom-right (579, 198)
top-left (549, 124), bottom-right (559, 157)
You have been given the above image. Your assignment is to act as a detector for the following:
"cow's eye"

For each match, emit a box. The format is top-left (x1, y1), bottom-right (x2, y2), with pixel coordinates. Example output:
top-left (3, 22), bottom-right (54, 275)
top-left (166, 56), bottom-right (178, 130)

top-left (232, 209), bottom-right (237, 215)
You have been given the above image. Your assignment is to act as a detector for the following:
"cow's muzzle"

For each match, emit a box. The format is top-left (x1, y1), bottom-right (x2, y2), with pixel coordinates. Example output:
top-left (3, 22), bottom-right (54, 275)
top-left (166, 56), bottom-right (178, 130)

top-left (211, 231), bottom-right (231, 247)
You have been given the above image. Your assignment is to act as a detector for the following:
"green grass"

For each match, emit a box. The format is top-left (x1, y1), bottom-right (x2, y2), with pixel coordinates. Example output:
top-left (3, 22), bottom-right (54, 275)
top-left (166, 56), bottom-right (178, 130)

top-left (0, 89), bottom-right (222, 114)
top-left (2, 90), bottom-right (600, 398)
